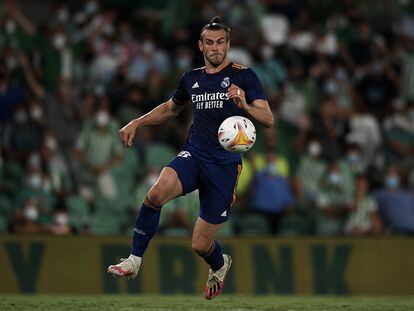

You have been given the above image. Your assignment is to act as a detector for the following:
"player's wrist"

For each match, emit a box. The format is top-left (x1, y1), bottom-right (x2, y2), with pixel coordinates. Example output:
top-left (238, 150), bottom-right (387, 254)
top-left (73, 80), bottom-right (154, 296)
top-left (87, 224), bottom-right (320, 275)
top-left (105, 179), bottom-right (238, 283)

top-left (132, 118), bottom-right (141, 129)
top-left (243, 103), bottom-right (253, 112)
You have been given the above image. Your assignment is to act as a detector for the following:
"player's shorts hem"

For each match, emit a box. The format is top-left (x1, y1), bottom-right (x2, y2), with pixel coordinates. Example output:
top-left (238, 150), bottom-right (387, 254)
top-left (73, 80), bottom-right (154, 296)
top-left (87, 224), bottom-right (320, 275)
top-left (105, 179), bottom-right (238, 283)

top-left (199, 213), bottom-right (228, 225)
top-left (165, 164), bottom-right (186, 195)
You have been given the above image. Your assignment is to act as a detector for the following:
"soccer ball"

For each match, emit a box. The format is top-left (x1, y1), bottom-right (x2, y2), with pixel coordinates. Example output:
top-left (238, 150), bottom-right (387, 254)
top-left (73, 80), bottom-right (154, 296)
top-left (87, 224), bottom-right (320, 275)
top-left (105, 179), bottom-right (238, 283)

top-left (218, 116), bottom-right (256, 152)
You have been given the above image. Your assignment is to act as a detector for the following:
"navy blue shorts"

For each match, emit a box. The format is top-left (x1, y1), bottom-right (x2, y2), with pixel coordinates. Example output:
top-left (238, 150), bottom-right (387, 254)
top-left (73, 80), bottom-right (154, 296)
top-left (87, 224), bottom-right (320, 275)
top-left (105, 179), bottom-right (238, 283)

top-left (167, 147), bottom-right (242, 224)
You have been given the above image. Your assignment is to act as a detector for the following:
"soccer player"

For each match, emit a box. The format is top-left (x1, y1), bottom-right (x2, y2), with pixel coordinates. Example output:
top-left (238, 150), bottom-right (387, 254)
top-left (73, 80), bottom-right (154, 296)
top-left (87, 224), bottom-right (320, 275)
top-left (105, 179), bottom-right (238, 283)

top-left (108, 16), bottom-right (274, 299)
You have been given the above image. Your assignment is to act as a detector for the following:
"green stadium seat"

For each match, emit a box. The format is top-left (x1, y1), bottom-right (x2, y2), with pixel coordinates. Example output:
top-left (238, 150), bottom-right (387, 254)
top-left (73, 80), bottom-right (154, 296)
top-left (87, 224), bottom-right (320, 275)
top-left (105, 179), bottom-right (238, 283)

top-left (90, 209), bottom-right (121, 236)
top-left (238, 213), bottom-right (270, 236)
top-left (0, 216), bottom-right (8, 233)
top-left (0, 194), bottom-right (14, 220)
top-left (146, 143), bottom-right (175, 169)
top-left (216, 218), bottom-right (234, 237)
top-left (278, 213), bottom-right (310, 235)
top-left (66, 194), bottom-right (90, 232)
top-left (162, 227), bottom-right (189, 237)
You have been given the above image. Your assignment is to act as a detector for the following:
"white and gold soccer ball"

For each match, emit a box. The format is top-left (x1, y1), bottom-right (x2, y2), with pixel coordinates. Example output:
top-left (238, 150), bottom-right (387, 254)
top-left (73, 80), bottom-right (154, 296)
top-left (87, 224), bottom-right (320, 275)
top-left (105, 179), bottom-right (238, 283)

top-left (218, 116), bottom-right (256, 152)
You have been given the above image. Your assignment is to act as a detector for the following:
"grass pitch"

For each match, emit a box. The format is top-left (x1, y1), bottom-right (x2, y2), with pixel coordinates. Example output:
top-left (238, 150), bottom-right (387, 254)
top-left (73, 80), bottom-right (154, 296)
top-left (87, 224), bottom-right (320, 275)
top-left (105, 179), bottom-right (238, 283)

top-left (1, 295), bottom-right (414, 311)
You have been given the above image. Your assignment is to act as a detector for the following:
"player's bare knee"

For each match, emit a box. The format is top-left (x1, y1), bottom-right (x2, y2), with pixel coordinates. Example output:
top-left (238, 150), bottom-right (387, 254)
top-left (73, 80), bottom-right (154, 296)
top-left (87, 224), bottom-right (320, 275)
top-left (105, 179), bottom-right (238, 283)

top-left (146, 184), bottom-right (165, 206)
top-left (192, 240), bottom-right (210, 256)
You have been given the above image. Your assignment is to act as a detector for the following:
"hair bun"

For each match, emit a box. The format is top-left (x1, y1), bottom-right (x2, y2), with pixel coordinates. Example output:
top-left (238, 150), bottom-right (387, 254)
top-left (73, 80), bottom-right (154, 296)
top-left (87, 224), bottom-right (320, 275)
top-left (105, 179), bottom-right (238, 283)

top-left (210, 16), bottom-right (221, 24)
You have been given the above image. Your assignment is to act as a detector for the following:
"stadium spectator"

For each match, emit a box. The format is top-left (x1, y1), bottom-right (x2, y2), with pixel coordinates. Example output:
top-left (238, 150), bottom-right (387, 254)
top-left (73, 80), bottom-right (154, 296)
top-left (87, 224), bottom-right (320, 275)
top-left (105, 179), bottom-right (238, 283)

top-left (373, 165), bottom-right (414, 235)
top-left (249, 151), bottom-right (294, 234)
top-left (1, 0), bottom-right (414, 238)
top-left (344, 174), bottom-right (382, 236)
top-left (315, 161), bottom-right (354, 235)
top-left (75, 103), bottom-right (123, 201)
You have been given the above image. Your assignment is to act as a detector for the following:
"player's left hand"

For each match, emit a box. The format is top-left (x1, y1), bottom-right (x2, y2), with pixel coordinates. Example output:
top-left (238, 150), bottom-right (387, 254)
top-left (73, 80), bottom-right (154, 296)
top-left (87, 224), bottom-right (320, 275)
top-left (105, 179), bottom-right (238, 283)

top-left (228, 84), bottom-right (251, 111)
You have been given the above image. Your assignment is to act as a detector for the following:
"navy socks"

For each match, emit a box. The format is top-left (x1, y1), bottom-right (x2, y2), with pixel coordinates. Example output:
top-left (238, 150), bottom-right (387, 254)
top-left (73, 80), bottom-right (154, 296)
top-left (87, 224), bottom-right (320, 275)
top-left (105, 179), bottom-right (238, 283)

top-left (201, 240), bottom-right (224, 271)
top-left (131, 197), bottom-right (161, 257)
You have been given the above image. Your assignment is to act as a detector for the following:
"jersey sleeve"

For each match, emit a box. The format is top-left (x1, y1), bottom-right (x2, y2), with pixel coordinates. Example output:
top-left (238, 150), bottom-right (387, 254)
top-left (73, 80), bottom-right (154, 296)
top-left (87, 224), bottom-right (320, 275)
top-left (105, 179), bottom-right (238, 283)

top-left (172, 73), bottom-right (190, 105)
top-left (242, 68), bottom-right (267, 103)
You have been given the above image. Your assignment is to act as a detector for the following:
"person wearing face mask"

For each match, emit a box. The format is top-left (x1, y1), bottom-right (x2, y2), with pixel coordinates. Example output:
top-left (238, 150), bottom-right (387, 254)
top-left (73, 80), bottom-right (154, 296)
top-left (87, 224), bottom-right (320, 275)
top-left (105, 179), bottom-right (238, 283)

top-left (75, 105), bottom-right (123, 200)
top-left (344, 143), bottom-right (367, 175)
top-left (295, 136), bottom-right (327, 204)
top-left (3, 105), bottom-right (43, 161)
top-left (314, 162), bottom-right (354, 235)
top-left (373, 165), bottom-right (414, 234)
top-left (11, 198), bottom-right (47, 234)
top-left (0, 64), bottom-right (24, 125)
top-left (248, 152), bottom-right (294, 234)
top-left (344, 175), bottom-right (382, 236)
top-left (41, 132), bottom-right (71, 195)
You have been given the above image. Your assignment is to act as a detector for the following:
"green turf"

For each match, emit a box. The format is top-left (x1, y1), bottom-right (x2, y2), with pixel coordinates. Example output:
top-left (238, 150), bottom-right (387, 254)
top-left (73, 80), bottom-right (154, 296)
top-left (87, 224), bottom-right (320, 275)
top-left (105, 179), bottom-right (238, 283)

top-left (1, 295), bottom-right (414, 311)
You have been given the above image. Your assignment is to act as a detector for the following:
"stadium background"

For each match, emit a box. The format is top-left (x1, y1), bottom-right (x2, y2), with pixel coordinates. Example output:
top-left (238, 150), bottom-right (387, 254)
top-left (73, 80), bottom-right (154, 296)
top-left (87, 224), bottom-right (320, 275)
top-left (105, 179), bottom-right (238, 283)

top-left (1, 0), bottom-right (414, 300)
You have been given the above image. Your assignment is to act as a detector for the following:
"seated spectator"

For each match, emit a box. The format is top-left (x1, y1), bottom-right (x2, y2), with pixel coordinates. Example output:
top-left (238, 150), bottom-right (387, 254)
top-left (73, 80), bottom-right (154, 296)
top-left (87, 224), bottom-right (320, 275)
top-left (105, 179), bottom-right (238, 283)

top-left (373, 165), bottom-right (414, 234)
top-left (344, 175), bottom-right (382, 236)
top-left (295, 136), bottom-right (327, 204)
top-left (249, 151), bottom-right (294, 234)
top-left (10, 197), bottom-right (50, 234)
top-left (315, 161), bottom-right (354, 235)
top-left (75, 103), bottom-right (123, 201)
top-left (3, 104), bottom-right (43, 162)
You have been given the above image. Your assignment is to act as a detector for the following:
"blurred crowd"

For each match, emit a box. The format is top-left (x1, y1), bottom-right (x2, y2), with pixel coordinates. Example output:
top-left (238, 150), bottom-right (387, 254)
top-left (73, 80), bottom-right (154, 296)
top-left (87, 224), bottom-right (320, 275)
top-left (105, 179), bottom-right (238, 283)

top-left (1, 0), bottom-right (414, 237)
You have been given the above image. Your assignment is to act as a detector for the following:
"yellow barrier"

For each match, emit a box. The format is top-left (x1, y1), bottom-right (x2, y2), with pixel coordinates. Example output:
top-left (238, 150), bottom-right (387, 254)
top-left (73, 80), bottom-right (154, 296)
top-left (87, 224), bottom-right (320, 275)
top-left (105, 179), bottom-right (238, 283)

top-left (1, 236), bottom-right (414, 295)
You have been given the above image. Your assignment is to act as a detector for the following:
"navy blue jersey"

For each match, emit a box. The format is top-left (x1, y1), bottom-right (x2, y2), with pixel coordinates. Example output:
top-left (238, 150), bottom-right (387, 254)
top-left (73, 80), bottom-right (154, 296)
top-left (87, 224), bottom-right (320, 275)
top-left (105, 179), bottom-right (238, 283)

top-left (172, 62), bottom-right (266, 164)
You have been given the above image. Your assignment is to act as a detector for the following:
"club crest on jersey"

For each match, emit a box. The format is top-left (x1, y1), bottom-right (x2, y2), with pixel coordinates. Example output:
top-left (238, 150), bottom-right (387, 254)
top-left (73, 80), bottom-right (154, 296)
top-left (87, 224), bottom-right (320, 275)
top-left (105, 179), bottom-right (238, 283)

top-left (221, 77), bottom-right (230, 88)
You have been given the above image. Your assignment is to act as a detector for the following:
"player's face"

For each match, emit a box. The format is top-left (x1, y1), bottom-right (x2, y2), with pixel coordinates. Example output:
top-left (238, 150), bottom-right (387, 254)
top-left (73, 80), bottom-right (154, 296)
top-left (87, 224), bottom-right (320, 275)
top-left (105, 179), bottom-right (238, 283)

top-left (199, 29), bottom-right (230, 67)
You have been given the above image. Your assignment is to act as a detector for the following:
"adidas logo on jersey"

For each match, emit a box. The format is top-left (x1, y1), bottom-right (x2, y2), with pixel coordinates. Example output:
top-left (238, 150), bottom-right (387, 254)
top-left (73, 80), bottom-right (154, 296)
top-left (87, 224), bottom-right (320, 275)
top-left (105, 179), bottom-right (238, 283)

top-left (221, 210), bottom-right (227, 217)
top-left (192, 82), bottom-right (199, 88)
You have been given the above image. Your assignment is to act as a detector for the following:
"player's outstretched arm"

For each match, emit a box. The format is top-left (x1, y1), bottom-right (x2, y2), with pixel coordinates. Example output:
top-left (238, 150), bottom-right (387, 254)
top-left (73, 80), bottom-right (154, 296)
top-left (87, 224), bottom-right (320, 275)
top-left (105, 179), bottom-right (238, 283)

top-left (119, 99), bottom-right (187, 147)
top-left (228, 84), bottom-right (274, 128)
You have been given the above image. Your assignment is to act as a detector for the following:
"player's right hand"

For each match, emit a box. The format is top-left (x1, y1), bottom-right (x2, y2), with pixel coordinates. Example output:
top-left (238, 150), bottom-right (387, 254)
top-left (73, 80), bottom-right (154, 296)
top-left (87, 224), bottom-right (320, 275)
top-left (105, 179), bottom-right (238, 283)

top-left (119, 120), bottom-right (138, 147)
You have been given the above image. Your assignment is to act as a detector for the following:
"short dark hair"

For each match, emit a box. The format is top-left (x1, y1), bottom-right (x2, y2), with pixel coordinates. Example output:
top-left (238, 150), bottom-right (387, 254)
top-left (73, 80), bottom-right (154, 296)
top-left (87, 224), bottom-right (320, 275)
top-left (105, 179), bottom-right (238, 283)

top-left (200, 16), bottom-right (230, 41)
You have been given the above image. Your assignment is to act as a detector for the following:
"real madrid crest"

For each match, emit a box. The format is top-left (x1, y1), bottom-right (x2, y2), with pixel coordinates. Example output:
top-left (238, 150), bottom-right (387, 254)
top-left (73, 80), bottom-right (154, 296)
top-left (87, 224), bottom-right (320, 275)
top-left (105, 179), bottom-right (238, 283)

top-left (221, 77), bottom-right (230, 88)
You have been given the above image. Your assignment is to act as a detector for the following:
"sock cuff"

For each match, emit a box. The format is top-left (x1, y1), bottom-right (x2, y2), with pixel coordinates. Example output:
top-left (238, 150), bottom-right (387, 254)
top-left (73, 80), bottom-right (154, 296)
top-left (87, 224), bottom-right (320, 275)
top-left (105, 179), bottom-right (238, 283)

top-left (205, 241), bottom-right (216, 257)
top-left (144, 196), bottom-right (162, 211)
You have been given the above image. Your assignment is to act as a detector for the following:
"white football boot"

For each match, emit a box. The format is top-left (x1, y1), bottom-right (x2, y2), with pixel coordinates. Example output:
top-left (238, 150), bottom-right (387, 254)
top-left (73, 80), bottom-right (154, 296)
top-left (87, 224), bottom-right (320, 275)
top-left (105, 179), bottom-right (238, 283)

top-left (204, 254), bottom-right (232, 300)
top-left (107, 256), bottom-right (140, 279)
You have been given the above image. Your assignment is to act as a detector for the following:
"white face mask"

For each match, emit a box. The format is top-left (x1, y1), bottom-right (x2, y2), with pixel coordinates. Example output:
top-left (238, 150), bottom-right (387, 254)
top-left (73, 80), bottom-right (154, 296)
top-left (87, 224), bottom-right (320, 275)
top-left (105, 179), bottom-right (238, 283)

top-left (29, 153), bottom-right (41, 168)
top-left (15, 111), bottom-right (28, 124)
top-left (57, 9), bottom-right (70, 23)
top-left (24, 205), bottom-right (39, 221)
top-left (96, 111), bottom-right (109, 127)
top-left (5, 20), bottom-right (16, 34)
top-left (308, 142), bottom-right (321, 158)
top-left (328, 172), bottom-right (342, 185)
top-left (45, 137), bottom-right (58, 151)
top-left (85, 1), bottom-right (98, 15)
top-left (54, 212), bottom-right (69, 226)
top-left (142, 41), bottom-right (155, 54)
top-left (177, 57), bottom-right (191, 70)
top-left (103, 23), bottom-right (114, 36)
top-left (53, 34), bottom-right (67, 50)
top-left (261, 45), bottom-right (274, 61)
top-left (28, 174), bottom-right (43, 189)
top-left (31, 107), bottom-right (43, 120)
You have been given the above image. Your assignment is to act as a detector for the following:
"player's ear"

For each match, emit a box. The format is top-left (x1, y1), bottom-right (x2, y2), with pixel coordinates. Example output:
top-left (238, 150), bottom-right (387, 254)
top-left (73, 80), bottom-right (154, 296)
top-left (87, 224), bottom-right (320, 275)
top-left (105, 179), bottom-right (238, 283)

top-left (198, 39), bottom-right (203, 52)
top-left (226, 40), bottom-right (230, 50)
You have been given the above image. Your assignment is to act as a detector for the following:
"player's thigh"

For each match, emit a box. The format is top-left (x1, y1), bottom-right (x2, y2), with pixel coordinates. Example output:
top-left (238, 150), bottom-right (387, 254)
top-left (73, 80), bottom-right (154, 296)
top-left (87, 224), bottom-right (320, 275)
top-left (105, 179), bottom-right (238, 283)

top-left (147, 167), bottom-right (183, 205)
top-left (199, 161), bottom-right (242, 225)
top-left (191, 217), bottom-right (223, 253)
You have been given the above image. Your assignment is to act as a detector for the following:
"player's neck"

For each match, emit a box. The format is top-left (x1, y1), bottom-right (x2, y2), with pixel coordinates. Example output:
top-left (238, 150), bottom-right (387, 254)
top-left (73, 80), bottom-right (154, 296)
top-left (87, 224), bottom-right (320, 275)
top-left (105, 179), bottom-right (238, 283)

top-left (204, 59), bottom-right (231, 74)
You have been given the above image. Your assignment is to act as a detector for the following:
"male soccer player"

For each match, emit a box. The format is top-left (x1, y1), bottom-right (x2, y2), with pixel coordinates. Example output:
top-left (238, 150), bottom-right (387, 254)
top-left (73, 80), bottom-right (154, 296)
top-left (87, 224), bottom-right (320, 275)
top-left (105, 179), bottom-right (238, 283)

top-left (108, 16), bottom-right (274, 299)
